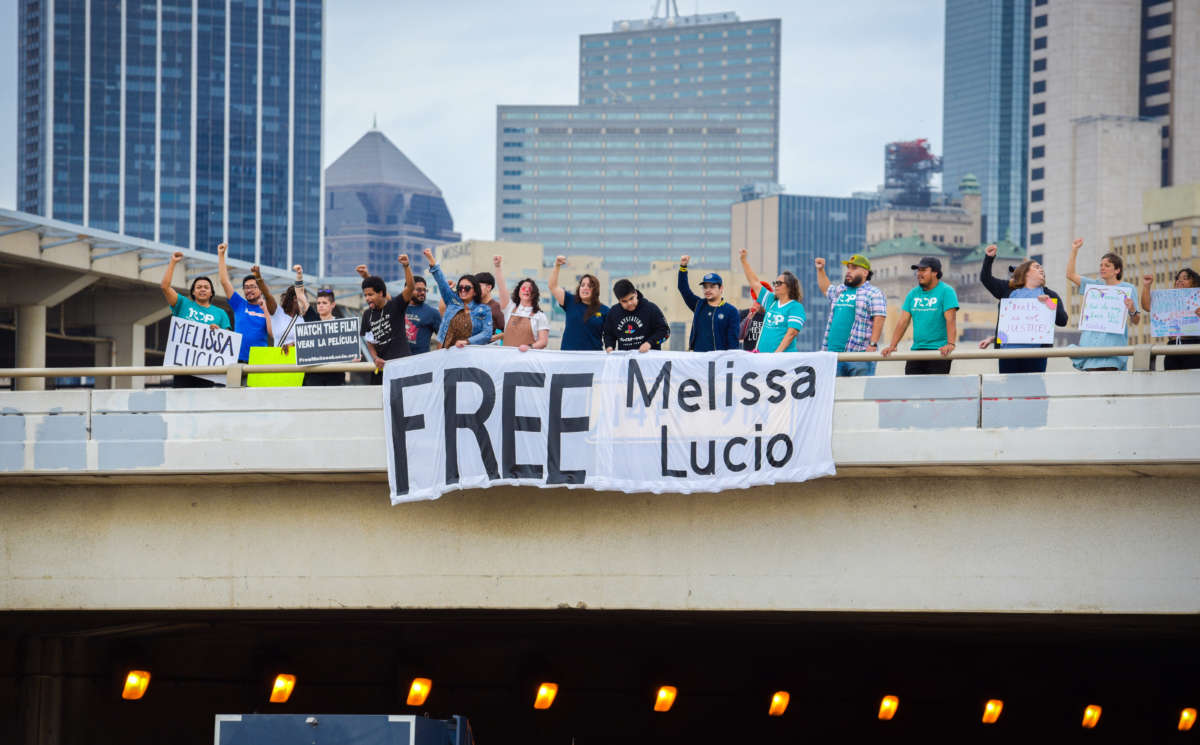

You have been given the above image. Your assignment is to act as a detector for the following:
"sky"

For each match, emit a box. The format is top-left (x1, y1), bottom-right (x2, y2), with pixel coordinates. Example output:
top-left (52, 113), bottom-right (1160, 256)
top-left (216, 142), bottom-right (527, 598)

top-left (0, 0), bottom-right (945, 243)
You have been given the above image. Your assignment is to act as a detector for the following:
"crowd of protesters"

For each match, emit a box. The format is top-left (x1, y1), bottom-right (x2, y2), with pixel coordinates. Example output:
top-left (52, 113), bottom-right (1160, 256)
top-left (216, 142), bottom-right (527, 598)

top-left (161, 239), bottom-right (1200, 387)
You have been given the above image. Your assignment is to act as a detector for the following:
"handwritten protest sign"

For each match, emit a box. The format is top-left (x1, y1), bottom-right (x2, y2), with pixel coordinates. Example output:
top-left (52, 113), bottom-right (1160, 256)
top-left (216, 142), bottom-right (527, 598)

top-left (163, 317), bottom-right (243, 384)
top-left (1079, 285), bottom-right (1132, 335)
top-left (997, 297), bottom-right (1056, 344)
top-left (1149, 288), bottom-right (1200, 337)
top-left (294, 317), bottom-right (362, 365)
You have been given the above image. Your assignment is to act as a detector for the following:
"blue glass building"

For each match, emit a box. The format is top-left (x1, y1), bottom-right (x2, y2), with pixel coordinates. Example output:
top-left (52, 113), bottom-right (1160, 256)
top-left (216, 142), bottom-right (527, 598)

top-left (17, 0), bottom-right (324, 271)
top-left (942, 0), bottom-right (1029, 246)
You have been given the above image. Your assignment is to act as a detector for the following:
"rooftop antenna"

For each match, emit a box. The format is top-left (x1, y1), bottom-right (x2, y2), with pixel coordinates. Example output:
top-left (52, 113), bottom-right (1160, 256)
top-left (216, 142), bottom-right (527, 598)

top-left (371, 113), bottom-right (378, 131)
top-left (652, 0), bottom-right (681, 19)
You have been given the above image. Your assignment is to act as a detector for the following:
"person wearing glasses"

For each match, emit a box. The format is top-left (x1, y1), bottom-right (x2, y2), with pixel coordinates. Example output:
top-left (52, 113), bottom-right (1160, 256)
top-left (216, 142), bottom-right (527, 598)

top-left (424, 248), bottom-right (494, 348)
top-left (359, 253), bottom-right (416, 384)
top-left (738, 248), bottom-right (805, 353)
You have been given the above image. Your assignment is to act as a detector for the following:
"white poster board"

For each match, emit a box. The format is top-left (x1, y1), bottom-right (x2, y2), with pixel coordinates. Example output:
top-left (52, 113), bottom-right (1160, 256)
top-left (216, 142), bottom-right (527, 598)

top-left (997, 297), bottom-right (1056, 345)
top-left (1149, 288), bottom-right (1200, 337)
top-left (163, 317), bottom-right (243, 384)
top-left (1078, 285), bottom-right (1131, 335)
top-left (383, 348), bottom-right (837, 504)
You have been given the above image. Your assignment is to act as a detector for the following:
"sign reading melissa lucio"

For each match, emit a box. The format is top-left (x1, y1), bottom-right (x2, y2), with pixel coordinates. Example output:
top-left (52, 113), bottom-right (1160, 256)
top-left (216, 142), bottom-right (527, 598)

top-left (164, 317), bottom-right (243, 384)
top-left (383, 348), bottom-right (836, 504)
top-left (294, 318), bottom-right (362, 365)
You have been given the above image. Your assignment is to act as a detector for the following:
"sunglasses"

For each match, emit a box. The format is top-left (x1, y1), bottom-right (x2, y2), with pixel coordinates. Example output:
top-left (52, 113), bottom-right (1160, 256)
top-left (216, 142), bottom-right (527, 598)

top-left (457, 284), bottom-right (473, 293)
top-left (772, 280), bottom-right (785, 286)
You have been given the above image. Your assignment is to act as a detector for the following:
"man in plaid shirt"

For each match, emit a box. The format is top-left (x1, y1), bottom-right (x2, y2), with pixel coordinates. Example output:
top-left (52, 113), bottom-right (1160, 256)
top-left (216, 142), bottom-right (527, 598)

top-left (815, 254), bottom-right (888, 377)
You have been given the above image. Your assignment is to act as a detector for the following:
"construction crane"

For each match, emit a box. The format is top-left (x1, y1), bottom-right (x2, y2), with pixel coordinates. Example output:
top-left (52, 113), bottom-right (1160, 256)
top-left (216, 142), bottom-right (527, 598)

top-left (884, 139), bottom-right (943, 207)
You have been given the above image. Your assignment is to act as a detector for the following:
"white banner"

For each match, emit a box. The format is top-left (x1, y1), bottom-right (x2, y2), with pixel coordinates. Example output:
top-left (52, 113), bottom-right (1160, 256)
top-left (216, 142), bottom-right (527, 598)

top-left (997, 297), bottom-right (1056, 345)
top-left (1079, 285), bottom-right (1132, 335)
top-left (164, 317), bottom-right (243, 384)
top-left (383, 348), bottom-right (837, 504)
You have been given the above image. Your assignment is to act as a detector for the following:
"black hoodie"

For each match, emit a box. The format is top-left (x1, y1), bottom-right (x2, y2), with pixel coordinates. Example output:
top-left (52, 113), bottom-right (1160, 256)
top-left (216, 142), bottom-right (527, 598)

top-left (602, 291), bottom-right (671, 350)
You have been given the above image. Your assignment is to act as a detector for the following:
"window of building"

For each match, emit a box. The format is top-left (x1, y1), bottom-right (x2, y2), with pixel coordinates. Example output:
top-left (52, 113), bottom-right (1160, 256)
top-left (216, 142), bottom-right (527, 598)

top-left (501, 227), bottom-right (523, 234)
top-left (1031, 189), bottom-right (1044, 202)
top-left (1030, 211), bottom-right (1044, 224)
top-left (1033, 58), bottom-right (1046, 72)
top-left (1034, 14), bottom-right (1047, 28)
top-left (1031, 167), bottom-right (1044, 180)
top-left (1034, 0), bottom-right (1047, 6)
top-left (1032, 123), bottom-right (1045, 137)
top-left (1032, 146), bottom-right (1045, 159)
top-left (1032, 102), bottom-right (1046, 115)
top-left (1030, 232), bottom-right (1043, 245)
top-left (1032, 80), bottom-right (1046, 94)
top-left (1034, 36), bottom-right (1047, 50)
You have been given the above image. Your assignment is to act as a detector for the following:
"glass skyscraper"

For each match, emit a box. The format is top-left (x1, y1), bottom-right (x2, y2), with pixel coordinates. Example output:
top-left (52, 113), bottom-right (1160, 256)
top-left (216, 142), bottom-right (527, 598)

top-left (942, 0), bottom-right (1029, 246)
top-left (495, 12), bottom-right (780, 278)
top-left (17, 0), bottom-right (323, 271)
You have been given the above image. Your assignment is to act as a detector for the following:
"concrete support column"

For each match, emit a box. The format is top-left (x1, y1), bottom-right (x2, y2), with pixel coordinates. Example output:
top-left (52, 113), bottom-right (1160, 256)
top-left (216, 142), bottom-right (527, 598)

top-left (92, 293), bottom-right (172, 390)
top-left (15, 305), bottom-right (48, 391)
top-left (21, 637), bottom-right (63, 745)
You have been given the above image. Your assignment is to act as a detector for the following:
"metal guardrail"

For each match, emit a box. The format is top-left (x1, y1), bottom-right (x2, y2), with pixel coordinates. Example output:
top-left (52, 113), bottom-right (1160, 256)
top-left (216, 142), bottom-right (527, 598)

top-left (2, 345), bottom-right (1198, 388)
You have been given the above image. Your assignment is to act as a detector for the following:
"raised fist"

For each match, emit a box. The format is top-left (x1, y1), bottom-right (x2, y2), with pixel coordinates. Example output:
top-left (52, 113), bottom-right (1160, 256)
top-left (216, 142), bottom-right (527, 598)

top-left (1072, 238), bottom-right (1084, 250)
top-left (355, 264), bottom-right (369, 278)
top-left (422, 247), bottom-right (435, 264)
top-left (492, 255), bottom-right (502, 268)
top-left (985, 244), bottom-right (997, 258)
top-left (813, 257), bottom-right (825, 270)
top-left (680, 255), bottom-right (690, 267)
top-left (1142, 274), bottom-right (1153, 287)
top-left (293, 264), bottom-right (303, 275)
top-left (555, 255), bottom-right (567, 266)
top-left (171, 251), bottom-right (184, 262)
top-left (398, 253), bottom-right (410, 267)
top-left (217, 243), bottom-right (227, 256)
top-left (251, 264), bottom-right (261, 276)
top-left (738, 248), bottom-right (748, 260)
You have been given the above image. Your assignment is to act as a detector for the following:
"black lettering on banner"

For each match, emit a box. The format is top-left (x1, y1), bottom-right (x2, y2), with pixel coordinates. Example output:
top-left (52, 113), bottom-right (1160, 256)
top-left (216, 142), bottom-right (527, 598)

top-left (754, 423), bottom-right (763, 470)
top-left (443, 368), bottom-right (499, 484)
top-left (765, 369), bottom-right (787, 403)
top-left (660, 425), bottom-right (686, 477)
top-left (790, 366), bottom-right (816, 399)
top-left (388, 372), bottom-right (433, 495)
top-left (766, 434), bottom-right (794, 467)
top-left (724, 360), bottom-right (735, 407)
top-left (723, 437), bottom-right (748, 472)
top-left (739, 371), bottom-right (760, 405)
top-left (707, 360), bottom-right (717, 410)
top-left (677, 378), bottom-right (702, 413)
top-left (690, 440), bottom-right (716, 475)
top-left (502, 371), bottom-right (545, 479)
top-left (627, 359), bottom-right (671, 409)
top-left (548, 373), bottom-right (593, 485)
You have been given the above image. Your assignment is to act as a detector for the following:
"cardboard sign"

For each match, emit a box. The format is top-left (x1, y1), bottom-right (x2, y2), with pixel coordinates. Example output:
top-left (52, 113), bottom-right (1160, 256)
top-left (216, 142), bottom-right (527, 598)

top-left (997, 297), bottom-right (1056, 345)
top-left (163, 317), bottom-right (243, 384)
top-left (246, 346), bottom-right (304, 387)
top-left (294, 317), bottom-right (362, 365)
top-left (1079, 285), bottom-right (1132, 335)
top-left (1149, 288), bottom-right (1200, 337)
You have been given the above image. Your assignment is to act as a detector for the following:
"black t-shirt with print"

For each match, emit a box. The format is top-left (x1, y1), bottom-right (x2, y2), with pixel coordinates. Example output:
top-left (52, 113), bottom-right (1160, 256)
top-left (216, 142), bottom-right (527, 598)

top-left (360, 296), bottom-right (412, 360)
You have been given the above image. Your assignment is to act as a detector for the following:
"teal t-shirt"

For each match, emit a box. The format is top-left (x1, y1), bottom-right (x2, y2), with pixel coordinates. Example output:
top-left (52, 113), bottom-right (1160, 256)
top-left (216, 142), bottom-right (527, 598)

top-left (171, 295), bottom-right (231, 329)
top-left (755, 286), bottom-right (805, 353)
top-left (901, 281), bottom-right (959, 350)
top-left (825, 286), bottom-right (858, 352)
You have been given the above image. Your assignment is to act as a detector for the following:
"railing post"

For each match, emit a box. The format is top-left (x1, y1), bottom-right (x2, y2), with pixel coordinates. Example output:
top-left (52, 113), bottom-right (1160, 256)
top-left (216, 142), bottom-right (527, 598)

top-left (225, 364), bottom-right (243, 388)
top-left (1131, 344), bottom-right (1154, 372)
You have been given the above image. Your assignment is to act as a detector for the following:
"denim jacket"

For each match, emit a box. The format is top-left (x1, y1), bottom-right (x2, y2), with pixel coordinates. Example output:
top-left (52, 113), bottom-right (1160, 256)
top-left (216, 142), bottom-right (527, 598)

top-left (430, 264), bottom-right (494, 345)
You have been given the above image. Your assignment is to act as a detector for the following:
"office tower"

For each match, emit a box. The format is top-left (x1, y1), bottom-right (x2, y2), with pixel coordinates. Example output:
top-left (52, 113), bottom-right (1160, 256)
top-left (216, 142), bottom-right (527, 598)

top-left (731, 193), bottom-right (879, 351)
top-left (325, 129), bottom-right (460, 283)
top-left (942, 0), bottom-right (1029, 245)
top-left (1028, 0), bottom-right (1197, 293)
top-left (496, 11), bottom-right (780, 278)
top-left (17, 0), bottom-right (324, 271)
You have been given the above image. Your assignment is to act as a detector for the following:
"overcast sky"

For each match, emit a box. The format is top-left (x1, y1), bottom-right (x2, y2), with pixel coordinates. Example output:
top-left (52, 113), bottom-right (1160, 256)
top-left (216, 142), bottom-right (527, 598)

top-left (0, 0), bottom-right (944, 242)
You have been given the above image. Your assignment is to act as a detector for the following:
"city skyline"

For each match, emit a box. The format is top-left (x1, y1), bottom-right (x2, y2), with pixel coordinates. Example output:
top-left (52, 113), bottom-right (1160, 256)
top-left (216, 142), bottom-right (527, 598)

top-left (0, 0), bottom-right (944, 256)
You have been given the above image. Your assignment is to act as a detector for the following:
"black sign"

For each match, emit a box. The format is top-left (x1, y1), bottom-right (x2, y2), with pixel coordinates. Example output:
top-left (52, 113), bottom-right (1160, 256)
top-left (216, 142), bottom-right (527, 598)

top-left (294, 318), bottom-right (362, 365)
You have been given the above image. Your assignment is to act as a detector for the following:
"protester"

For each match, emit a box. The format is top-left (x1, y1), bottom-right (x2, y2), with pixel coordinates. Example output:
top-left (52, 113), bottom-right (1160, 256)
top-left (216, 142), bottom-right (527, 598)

top-left (978, 244), bottom-right (1068, 373)
top-left (881, 257), bottom-right (959, 374)
top-left (359, 253), bottom-right (416, 384)
top-left (602, 279), bottom-right (670, 352)
top-left (404, 277), bottom-right (442, 354)
top-left (738, 248), bottom-right (805, 353)
top-left (1066, 238), bottom-right (1140, 371)
top-left (814, 254), bottom-right (887, 376)
top-left (677, 255), bottom-right (739, 351)
top-left (301, 288), bottom-right (349, 387)
top-left (216, 243), bottom-right (271, 362)
top-left (738, 297), bottom-right (766, 351)
top-left (548, 255), bottom-right (608, 351)
top-left (475, 268), bottom-right (506, 333)
top-left (491, 256), bottom-right (550, 351)
top-left (255, 264), bottom-right (310, 350)
top-left (1140, 267), bottom-right (1200, 371)
top-left (160, 251), bottom-right (231, 388)
top-left (425, 248), bottom-right (494, 348)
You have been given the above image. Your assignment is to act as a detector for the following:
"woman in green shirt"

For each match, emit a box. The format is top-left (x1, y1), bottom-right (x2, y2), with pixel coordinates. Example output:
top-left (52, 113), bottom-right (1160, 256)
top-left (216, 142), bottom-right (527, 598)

top-left (161, 251), bottom-right (232, 388)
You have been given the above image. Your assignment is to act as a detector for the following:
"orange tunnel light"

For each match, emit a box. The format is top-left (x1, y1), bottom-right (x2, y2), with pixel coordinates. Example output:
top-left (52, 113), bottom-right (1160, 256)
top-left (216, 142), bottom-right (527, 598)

top-left (878, 695), bottom-right (899, 720)
top-left (121, 670), bottom-right (151, 700)
top-left (269, 674), bottom-right (296, 703)
top-left (534, 682), bottom-right (558, 710)
top-left (654, 686), bottom-right (677, 712)
top-left (1082, 704), bottom-right (1102, 729)
top-left (982, 699), bottom-right (1003, 724)
top-left (407, 677), bottom-right (432, 706)
top-left (768, 690), bottom-right (789, 717)
top-left (1180, 708), bottom-right (1197, 732)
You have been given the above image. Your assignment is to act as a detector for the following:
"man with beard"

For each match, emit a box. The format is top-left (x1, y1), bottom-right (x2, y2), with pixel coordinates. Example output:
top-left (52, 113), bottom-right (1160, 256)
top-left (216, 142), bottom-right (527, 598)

top-left (815, 254), bottom-right (888, 376)
top-left (881, 256), bottom-right (960, 375)
top-left (404, 276), bottom-right (442, 354)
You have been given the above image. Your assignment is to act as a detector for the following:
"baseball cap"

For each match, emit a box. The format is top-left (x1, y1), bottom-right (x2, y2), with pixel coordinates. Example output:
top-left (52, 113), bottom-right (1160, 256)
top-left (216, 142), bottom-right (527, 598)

top-left (911, 257), bottom-right (943, 273)
top-left (842, 254), bottom-right (871, 271)
top-left (701, 272), bottom-right (723, 286)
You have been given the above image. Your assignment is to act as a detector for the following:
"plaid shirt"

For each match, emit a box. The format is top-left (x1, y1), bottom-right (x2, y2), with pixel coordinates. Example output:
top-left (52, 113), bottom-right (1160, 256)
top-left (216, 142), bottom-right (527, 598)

top-left (821, 281), bottom-right (887, 351)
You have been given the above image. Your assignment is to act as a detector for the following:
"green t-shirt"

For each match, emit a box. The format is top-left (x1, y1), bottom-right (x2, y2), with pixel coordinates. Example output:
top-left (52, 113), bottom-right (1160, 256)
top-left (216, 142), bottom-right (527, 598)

top-left (171, 295), bottom-right (232, 329)
top-left (825, 286), bottom-right (857, 352)
top-left (900, 281), bottom-right (959, 350)
top-left (755, 286), bottom-right (806, 353)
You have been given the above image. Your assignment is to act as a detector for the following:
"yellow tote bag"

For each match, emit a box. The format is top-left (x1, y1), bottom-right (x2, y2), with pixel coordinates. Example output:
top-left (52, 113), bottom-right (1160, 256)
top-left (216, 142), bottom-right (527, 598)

top-left (246, 345), bottom-right (304, 387)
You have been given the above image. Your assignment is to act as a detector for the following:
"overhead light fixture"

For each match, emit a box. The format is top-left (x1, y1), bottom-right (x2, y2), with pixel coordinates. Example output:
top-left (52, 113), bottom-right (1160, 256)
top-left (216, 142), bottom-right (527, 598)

top-left (269, 674), bottom-right (296, 703)
top-left (534, 682), bottom-right (558, 710)
top-left (121, 670), bottom-right (151, 700)
top-left (407, 678), bottom-right (432, 706)
top-left (878, 695), bottom-right (899, 721)
top-left (654, 686), bottom-right (677, 712)
top-left (982, 699), bottom-right (1003, 724)
top-left (1082, 705), bottom-right (1102, 729)
top-left (1180, 708), bottom-right (1197, 732)
top-left (768, 690), bottom-right (789, 717)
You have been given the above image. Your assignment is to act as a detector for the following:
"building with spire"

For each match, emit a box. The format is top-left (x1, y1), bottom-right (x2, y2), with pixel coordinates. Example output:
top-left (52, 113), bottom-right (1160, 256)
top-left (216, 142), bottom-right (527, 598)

top-left (324, 129), bottom-right (460, 282)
